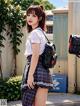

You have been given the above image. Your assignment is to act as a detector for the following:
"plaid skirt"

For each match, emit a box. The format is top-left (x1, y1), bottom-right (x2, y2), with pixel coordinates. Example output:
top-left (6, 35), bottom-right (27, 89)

top-left (21, 55), bottom-right (53, 106)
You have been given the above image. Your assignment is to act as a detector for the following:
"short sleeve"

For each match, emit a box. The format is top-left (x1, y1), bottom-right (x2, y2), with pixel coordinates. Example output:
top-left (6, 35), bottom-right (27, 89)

top-left (30, 31), bottom-right (41, 43)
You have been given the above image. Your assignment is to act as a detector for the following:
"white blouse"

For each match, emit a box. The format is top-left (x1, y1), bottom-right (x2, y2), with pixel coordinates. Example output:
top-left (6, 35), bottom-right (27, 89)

top-left (24, 27), bottom-right (47, 57)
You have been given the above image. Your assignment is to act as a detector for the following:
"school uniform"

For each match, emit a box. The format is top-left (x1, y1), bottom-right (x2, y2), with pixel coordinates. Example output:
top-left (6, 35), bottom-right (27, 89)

top-left (21, 27), bottom-right (53, 106)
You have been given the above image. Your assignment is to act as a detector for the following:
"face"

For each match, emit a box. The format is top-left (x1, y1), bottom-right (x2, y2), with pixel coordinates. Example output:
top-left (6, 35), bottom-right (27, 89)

top-left (27, 11), bottom-right (39, 29)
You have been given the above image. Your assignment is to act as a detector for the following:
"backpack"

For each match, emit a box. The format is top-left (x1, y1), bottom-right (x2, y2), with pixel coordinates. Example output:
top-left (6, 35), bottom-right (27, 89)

top-left (69, 34), bottom-right (80, 57)
top-left (40, 29), bottom-right (57, 68)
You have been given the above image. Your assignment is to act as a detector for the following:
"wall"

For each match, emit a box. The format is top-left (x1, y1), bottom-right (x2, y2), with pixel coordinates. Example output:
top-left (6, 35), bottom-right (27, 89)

top-left (52, 9), bottom-right (68, 75)
top-left (68, 1), bottom-right (80, 92)
top-left (1, 26), bottom-right (27, 78)
top-left (52, 4), bottom-right (80, 93)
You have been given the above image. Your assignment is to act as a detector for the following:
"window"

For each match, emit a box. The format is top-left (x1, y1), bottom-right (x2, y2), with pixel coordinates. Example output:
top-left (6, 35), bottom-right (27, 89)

top-left (46, 26), bottom-right (53, 34)
top-left (46, 15), bottom-right (53, 21)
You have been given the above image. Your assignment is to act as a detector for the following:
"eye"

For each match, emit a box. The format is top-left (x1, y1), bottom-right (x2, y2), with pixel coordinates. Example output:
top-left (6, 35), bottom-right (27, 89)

top-left (27, 14), bottom-right (30, 16)
top-left (33, 14), bottom-right (37, 17)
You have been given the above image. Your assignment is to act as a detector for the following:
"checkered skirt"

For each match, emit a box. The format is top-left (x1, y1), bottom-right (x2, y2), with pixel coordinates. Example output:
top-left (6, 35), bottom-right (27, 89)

top-left (21, 55), bottom-right (53, 106)
top-left (21, 55), bottom-right (53, 90)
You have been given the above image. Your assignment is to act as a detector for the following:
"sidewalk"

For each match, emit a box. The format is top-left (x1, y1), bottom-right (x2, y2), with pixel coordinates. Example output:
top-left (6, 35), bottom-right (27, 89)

top-left (8, 93), bottom-right (80, 106)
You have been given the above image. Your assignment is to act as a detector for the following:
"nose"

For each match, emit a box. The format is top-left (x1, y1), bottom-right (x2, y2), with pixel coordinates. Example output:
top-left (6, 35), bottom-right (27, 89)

top-left (28, 17), bottom-right (32, 22)
top-left (28, 15), bottom-right (32, 19)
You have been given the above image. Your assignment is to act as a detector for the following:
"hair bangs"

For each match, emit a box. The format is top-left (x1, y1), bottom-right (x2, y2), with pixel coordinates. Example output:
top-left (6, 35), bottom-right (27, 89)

top-left (27, 6), bottom-right (42, 17)
top-left (27, 8), bottom-right (34, 15)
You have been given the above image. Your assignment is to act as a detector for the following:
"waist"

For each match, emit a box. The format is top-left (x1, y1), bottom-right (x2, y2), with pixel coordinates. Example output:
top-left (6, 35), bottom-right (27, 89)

top-left (27, 55), bottom-right (42, 65)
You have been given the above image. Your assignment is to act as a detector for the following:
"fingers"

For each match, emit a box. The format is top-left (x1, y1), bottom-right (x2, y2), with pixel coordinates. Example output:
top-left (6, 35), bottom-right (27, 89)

top-left (27, 82), bottom-right (35, 89)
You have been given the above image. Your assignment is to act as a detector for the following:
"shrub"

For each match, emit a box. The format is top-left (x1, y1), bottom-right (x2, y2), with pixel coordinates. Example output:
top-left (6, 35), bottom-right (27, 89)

top-left (0, 76), bottom-right (22, 101)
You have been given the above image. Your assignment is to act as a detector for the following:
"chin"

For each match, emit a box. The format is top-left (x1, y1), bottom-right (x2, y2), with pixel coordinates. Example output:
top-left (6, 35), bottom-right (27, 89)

top-left (28, 23), bottom-right (32, 26)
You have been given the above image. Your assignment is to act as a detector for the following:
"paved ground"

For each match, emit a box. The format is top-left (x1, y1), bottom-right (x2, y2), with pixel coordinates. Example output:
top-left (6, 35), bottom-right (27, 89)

top-left (48, 102), bottom-right (80, 106)
top-left (46, 93), bottom-right (80, 106)
top-left (8, 93), bottom-right (80, 106)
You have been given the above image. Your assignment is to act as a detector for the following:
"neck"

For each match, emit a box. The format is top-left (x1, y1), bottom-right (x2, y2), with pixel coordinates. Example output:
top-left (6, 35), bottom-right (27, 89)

top-left (32, 24), bottom-right (39, 30)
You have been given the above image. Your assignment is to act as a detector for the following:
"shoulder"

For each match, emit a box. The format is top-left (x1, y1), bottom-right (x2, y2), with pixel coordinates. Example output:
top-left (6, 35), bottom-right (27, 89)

top-left (30, 27), bottom-right (43, 39)
top-left (29, 28), bottom-right (42, 43)
top-left (30, 27), bottom-right (42, 35)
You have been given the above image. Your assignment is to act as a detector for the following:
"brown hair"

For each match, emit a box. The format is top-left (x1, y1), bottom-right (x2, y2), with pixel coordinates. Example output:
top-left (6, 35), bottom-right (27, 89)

top-left (26, 5), bottom-right (46, 32)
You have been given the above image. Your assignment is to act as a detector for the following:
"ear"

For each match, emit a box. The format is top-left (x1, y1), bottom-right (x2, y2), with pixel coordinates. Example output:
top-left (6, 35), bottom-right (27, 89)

top-left (39, 17), bottom-right (42, 21)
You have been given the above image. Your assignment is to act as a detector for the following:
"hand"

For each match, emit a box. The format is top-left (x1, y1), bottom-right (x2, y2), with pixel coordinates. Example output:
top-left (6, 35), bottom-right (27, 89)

top-left (27, 73), bottom-right (35, 89)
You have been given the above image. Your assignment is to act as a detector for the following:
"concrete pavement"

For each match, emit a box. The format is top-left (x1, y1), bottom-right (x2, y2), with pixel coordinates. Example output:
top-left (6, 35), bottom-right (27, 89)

top-left (8, 93), bottom-right (80, 106)
top-left (46, 93), bottom-right (80, 106)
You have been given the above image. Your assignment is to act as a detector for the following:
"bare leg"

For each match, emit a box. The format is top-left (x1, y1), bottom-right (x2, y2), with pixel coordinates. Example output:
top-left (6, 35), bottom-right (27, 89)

top-left (34, 87), bottom-right (48, 106)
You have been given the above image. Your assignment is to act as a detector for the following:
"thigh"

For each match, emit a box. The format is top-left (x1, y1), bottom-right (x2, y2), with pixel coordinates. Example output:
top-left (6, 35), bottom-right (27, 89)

top-left (34, 87), bottom-right (48, 106)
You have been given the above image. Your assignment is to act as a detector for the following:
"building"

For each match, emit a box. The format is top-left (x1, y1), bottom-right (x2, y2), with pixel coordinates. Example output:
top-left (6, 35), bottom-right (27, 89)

top-left (45, 10), bottom-right (54, 42)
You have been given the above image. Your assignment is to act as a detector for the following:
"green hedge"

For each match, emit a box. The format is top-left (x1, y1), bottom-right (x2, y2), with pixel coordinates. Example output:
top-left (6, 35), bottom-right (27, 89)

top-left (0, 76), bottom-right (22, 101)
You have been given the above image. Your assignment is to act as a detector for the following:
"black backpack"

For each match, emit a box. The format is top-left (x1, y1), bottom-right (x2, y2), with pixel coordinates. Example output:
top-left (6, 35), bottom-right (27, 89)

top-left (69, 35), bottom-right (80, 57)
top-left (40, 29), bottom-right (57, 68)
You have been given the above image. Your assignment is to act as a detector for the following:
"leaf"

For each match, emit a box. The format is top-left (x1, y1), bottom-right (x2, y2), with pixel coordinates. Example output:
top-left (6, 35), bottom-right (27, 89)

top-left (16, 37), bottom-right (22, 43)
top-left (0, 43), bottom-right (5, 47)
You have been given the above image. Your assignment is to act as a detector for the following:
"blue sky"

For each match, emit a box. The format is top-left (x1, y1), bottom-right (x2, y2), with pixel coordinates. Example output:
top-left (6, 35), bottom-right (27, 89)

top-left (48, 0), bottom-right (68, 8)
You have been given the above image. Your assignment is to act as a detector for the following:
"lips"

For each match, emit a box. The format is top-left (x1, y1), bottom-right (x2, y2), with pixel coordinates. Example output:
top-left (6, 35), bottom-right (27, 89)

top-left (28, 20), bottom-right (32, 23)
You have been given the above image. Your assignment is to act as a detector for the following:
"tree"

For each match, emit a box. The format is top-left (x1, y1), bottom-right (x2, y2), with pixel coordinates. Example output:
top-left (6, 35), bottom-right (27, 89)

top-left (7, 4), bottom-right (26, 76)
top-left (33, 0), bottom-right (56, 10)
top-left (0, 0), bottom-right (26, 77)
top-left (12, 0), bottom-right (33, 10)
top-left (12, 0), bottom-right (56, 10)
top-left (0, 0), bottom-right (10, 78)
top-left (43, 0), bottom-right (56, 10)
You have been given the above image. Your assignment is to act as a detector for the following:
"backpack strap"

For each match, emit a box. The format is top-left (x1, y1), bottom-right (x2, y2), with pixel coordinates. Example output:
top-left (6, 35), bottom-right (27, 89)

top-left (38, 28), bottom-right (50, 44)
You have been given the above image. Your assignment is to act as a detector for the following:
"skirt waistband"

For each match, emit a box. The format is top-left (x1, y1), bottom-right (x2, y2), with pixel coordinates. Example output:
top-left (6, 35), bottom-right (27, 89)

top-left (27, 55), bottom-right (42, 65)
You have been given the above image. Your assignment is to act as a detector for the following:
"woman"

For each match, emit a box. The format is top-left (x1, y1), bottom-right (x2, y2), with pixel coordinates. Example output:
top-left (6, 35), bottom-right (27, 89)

top-left (21, 5), bottom-right (53, 106)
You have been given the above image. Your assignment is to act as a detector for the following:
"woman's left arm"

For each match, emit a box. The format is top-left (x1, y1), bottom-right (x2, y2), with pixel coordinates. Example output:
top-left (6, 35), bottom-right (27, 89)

top-left (27, 43), bottom-right (40, 88)
top-left (29, 43), bottom-right (40, 75)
